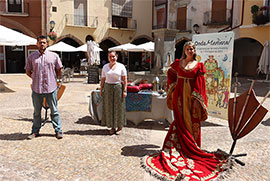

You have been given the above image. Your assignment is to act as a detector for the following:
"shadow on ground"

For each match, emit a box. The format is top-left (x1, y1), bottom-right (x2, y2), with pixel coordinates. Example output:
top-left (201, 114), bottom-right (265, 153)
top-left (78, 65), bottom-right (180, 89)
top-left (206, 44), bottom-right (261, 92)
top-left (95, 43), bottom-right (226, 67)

top-left (65, 129), bottom-right (111, 136)
top-left (75, 116), bottom-right (100, 125)
top-left (15, 117), bottom-right (33, 122)
top-left (0, 133), bottom-right (59, 141)
top-left (0, 133), bottom-right (28, 141)
top-left (262, 118), bottom-right (270, 126)
top-left (75, 116), bottom-right (224, 131)
top-left (121, 144), bottom-right (160, 157)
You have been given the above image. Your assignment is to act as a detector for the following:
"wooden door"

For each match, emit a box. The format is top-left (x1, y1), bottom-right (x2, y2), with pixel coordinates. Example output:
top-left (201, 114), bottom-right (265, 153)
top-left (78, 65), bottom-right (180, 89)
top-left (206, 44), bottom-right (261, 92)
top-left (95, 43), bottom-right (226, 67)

top-left (211, 0), bottom-right (226, 24)
top-left (177, 7), bottom-right (187, 31)
top-left (157, 8), bottom-right (165, 28)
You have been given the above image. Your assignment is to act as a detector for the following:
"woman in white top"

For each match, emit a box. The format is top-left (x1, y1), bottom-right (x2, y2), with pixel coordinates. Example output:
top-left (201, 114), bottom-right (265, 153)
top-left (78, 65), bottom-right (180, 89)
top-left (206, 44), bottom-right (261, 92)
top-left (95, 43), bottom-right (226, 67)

top-left (100, 51), bottom-right (127, 135)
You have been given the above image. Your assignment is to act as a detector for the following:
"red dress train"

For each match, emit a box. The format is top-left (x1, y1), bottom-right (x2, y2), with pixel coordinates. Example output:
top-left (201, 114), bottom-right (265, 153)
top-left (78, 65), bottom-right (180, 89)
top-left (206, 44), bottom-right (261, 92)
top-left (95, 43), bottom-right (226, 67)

top-left (142, 59), bottom-right (229, 180)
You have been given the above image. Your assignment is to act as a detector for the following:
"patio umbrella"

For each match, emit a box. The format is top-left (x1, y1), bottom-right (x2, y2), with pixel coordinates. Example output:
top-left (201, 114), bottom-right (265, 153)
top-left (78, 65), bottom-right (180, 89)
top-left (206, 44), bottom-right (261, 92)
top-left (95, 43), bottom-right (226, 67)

top-left (0, 25), bottom-right (36, 46)
top-left (108, 43), bottom-right (138, 51)
top-left (76, 43), bottom-right (103, 52)
top-left (257, 40), bottom-right (270, 80)
top-left (47, 41), bottom-right (78, 52)
top-left (227, 78), bottom-right (269, 165)
top-left (127, 41), bottom-right (154, 52)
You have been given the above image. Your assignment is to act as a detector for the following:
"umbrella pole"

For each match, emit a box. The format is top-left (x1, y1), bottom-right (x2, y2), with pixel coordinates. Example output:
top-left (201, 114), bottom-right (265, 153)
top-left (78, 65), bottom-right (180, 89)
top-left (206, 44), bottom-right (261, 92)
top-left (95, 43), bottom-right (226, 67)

top-left (229, 139), bottom-right (237, 155)
top-left (232, 73), bottom-right (241, 135)
top-left (233, 80), bottom-right (255, 137)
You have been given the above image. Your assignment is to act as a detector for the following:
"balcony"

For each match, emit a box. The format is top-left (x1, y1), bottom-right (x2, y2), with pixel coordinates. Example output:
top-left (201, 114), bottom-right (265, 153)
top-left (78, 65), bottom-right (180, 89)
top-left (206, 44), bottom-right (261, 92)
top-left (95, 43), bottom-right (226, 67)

top-left (203, 9), bottom-right (231, 26)
top-left (109, 17), bottom-right (137, 30)
top-left (65, 14), bottom-right (98, 28)
top-left (152, 19), bottom-right (192, 32)
top-left (152, 24), bottom-right (167, 30)
top-left (0, 2), bottom-right (29, 16)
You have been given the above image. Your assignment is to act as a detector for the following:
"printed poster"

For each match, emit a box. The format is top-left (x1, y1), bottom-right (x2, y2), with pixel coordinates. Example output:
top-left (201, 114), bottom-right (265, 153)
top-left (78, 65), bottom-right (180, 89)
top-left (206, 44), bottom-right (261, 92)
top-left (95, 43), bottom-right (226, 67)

top-left (192, 32), bottom-right (234, 120)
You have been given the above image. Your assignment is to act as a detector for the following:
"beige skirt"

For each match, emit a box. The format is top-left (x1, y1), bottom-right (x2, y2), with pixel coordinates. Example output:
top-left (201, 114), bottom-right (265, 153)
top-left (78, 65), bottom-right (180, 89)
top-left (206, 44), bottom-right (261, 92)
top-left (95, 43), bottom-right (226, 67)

top-left (101, 83), bottom-right (126, 128)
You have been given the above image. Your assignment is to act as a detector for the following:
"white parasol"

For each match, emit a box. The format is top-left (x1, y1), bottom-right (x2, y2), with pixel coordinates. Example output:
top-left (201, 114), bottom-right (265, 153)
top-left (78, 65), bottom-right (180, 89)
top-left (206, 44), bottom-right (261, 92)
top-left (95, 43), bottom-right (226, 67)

top-left (127, 42), bottom-right (154, 52)
top-left (47, 41), bottom-right (78, 52)
top-left (257, 40), bottom-right (270, 80)
top-left (77, 43), bottom-right (103, 52)
top-left (0, 25), bottom-right (36, 46)
top-left (108, 43), bottom-right (138, 51)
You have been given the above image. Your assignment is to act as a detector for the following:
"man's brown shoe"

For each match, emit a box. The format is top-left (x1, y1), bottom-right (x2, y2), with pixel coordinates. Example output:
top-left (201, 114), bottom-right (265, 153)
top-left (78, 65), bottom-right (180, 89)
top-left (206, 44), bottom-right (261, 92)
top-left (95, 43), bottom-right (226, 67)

top-left (56, 132), bottom-right (63, 139)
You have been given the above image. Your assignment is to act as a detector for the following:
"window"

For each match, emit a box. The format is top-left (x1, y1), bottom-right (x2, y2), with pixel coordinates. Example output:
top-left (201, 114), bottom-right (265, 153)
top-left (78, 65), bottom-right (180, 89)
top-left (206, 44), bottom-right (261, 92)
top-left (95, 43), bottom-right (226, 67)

top-left (52, 6), bottom-right (57, 12)
top-left (211, 0), bottom-right (227, 24)
top-left (74, 0), bottom-right (87, 26)
top-left (177, 7), bottom-right (187, 31)
top-left (8, 0), bottom-right (22, 13)
top-left (112, 16), bottom-right (128, 28)
top-left (264, 0), bottom-right (270, 16)
top-left (153, 4), bottom-right (167, 29)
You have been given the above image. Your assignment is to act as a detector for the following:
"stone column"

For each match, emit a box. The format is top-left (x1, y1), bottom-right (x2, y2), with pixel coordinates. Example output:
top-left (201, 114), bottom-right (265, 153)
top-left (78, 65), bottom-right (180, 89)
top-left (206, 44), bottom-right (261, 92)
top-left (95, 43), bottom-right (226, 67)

top-left (152, 29), bottom-right (178, 75)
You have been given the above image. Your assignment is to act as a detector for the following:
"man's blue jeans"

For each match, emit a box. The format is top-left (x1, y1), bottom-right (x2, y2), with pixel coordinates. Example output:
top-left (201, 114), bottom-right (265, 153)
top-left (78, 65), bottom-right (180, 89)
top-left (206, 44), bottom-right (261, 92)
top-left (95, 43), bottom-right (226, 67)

top-left (31, 89), bottom-right (62, 134)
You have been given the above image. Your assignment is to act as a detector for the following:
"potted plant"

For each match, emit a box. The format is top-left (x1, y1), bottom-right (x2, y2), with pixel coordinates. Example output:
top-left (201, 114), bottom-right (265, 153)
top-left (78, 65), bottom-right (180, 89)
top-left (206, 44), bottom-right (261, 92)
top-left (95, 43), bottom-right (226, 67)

top-left (48, 31), bottom-right (57, 41)
top-left (251, 5), bottom-right (270, 25)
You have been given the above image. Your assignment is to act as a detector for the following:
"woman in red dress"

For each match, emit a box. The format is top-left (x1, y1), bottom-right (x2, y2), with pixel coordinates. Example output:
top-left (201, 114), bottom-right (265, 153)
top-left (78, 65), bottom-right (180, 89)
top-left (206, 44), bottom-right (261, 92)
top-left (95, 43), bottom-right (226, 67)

top-left (142, 41), bottom-right (229, 180)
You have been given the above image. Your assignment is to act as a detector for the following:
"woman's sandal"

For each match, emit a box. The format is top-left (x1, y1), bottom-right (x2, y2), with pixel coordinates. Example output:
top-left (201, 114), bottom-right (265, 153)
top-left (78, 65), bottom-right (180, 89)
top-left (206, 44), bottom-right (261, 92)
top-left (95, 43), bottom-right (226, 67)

top-left (115, 127), bottom-right (122, 135)
top-left (109, 128), bottom-right (115, 135)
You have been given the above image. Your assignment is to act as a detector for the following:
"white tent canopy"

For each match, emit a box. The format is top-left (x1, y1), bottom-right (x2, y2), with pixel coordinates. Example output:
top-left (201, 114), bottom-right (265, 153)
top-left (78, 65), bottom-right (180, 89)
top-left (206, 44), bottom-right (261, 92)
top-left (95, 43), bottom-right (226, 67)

top-left (47, 41), bottom-right (78, 52)
top-left (257, 40), bottom-right (270, 80)
top-left (127, 41), bottom-right (154, 52)
top-left (76, 43), bottom-right (103, 52)
top-left (108, 43), bottom-right (138, 51)
top-left (0, 25), bottom-right (36, 46)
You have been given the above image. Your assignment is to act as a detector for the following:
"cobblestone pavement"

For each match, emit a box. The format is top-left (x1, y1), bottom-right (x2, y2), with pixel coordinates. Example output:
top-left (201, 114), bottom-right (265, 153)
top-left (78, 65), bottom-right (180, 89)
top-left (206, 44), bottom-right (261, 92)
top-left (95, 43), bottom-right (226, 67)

top-left (0, 74), bottom-right (269, 181)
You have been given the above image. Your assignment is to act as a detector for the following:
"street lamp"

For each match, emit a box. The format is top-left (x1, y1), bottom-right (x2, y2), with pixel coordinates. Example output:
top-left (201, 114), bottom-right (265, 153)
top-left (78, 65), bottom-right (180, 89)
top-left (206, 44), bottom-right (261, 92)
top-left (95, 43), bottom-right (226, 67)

top-left (193, 24), bottom-right (200, 34)
top-left (49, 20), bottom-right (55, 32)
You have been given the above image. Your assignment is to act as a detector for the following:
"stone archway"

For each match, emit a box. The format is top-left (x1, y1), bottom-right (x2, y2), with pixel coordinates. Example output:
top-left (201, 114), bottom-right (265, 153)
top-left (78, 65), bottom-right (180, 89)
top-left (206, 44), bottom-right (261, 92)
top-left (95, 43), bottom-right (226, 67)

top-left (99, 38), bottom-right (120, 68)
top-left (233, 38), bottom-right (263, 77)
top-left (57, 37), bottom-right (83, 71)
top-left (175, 39), bottom-right (189, 60)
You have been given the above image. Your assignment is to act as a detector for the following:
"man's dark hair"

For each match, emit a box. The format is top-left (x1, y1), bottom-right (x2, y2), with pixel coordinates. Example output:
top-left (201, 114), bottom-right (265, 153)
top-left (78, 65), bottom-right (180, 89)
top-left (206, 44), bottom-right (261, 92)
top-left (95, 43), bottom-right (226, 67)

top-left (37, 35), bottom-right (48, 42)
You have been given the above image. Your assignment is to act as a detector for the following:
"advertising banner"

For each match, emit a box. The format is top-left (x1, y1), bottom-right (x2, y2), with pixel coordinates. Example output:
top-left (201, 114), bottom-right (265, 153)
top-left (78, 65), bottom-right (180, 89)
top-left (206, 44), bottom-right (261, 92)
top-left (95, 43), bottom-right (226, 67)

top-left (192, 32), bottom-right (234, 119)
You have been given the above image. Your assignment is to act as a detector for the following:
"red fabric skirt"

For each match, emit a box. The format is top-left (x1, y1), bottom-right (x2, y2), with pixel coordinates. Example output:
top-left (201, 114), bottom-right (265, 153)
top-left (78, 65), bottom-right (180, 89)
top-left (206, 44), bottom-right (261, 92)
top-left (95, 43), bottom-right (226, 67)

top-left (142, 121), bottom-right (228, 181)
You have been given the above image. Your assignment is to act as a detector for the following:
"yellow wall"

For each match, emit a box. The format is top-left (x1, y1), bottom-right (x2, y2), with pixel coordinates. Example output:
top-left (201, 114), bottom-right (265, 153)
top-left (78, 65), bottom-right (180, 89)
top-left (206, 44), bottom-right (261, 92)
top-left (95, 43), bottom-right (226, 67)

top-left (242, 0), bottom-right (264, 25)
top-left (240, 0), bottom-right (269, 45)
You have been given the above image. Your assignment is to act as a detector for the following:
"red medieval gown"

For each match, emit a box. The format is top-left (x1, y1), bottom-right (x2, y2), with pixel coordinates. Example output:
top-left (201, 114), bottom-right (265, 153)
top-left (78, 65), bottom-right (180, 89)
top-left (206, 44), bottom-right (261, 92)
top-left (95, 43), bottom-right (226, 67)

top-left (142, 59), bottom-right (228, 181)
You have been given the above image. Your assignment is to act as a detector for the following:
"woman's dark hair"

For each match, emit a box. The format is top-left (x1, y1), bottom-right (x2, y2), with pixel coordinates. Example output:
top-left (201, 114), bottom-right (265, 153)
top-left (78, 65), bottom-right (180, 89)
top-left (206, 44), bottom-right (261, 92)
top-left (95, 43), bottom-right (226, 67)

top-left (108, 51), bottom-right (118, 56)
top-left (181, 41), bottom-right (197, 60)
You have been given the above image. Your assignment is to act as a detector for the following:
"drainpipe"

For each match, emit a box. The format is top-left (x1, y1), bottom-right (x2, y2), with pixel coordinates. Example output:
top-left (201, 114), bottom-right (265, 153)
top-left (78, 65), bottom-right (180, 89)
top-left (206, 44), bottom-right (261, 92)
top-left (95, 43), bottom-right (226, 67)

top-left (219, 0), bottom-right (235, 32)
top-left (44, 0), bottom-right (47, 36)
top-left (226, 0), bottom-right (245, 31)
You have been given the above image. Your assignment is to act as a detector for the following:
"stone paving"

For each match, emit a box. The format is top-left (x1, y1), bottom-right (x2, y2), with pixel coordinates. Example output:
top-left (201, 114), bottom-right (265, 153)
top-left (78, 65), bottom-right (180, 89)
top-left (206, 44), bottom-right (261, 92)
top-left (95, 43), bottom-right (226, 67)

top-left (0, 74), bottom-right (269, 181)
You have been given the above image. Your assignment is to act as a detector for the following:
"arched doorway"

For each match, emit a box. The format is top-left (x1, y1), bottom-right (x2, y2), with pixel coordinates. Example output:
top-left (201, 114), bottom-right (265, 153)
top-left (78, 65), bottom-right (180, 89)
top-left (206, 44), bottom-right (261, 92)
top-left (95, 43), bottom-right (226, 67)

top-left (60, 38), bottom-right (82, 72)
top-left (99, 39), bottom-right (119, 68)
top-left (175, 39), bottom-right (188, 60)
top-left (233, 38), bottom-right (263, 77)
top-left (130, 37), bottom-right (151, 71)
top-left (5, 29), bottom-right (26, 73)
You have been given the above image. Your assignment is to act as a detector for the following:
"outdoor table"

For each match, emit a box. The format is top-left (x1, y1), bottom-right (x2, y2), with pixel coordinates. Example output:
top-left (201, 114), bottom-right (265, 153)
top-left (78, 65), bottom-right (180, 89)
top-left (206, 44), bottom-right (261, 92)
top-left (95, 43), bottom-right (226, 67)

top-left (89, 90), bottom-right (173, 125)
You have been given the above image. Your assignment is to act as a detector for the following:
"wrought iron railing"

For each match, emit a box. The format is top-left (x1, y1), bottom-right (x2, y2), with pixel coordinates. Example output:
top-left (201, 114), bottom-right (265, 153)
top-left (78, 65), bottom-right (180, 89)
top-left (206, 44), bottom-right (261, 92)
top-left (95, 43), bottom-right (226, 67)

top-left (65, 14), bottom-right (98, 28)
top-left (152, 23), bottom-right (167, 29)
top-left (108, 17), bottom-right (137, 30)
top-left (0, 1), bottom-right (29, 15)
